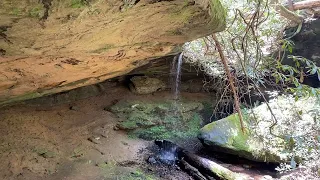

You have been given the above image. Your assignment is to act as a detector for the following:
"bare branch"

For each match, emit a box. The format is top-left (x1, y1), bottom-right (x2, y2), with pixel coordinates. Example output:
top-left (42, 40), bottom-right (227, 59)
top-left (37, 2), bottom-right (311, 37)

top-left (211, 34), bottom-right (246, 133)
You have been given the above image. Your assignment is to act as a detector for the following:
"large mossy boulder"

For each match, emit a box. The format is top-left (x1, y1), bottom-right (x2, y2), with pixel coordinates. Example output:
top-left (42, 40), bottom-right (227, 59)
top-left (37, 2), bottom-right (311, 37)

top-left (199, 95), bottom-right (320, 166)
top-left (198, 114), bottom-right (283, 163)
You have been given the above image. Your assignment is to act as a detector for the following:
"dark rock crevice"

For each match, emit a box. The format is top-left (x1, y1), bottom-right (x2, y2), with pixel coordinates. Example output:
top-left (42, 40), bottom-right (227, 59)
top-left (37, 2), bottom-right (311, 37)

top-left (282, 18), bottom-right (320, 88)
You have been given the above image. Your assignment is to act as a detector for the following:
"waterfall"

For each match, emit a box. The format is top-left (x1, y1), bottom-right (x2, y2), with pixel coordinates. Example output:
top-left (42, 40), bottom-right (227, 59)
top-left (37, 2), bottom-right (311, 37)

top-left (170, 53), bottom-right (183, 100)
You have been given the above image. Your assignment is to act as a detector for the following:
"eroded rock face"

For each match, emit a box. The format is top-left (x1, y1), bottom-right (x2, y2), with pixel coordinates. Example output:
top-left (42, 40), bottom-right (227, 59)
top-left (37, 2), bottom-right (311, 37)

top-left (0, 0), bottom-right (226, 106)
top-left (129, 76), bottom-right (166, 94)
top-left (128, 54), bottom-right (212, 93)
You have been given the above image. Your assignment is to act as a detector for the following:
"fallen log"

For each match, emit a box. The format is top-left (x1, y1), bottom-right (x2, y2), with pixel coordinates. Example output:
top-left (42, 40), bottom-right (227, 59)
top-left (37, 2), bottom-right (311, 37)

top-left (288, 0), bottom-right (320, 10)
top-left (155, 140), bottom-right (251, 180)
top-left (181, 151), bottom-right (252, 180)
top-left (179, 159), bottom-right (209, 180)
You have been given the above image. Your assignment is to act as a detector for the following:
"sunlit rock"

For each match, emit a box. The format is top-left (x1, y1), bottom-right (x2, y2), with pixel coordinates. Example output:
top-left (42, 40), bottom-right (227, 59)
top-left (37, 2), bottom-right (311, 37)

top-left (198, 114), bottom-right (284, 163)
top-left (0, 0), bottom-right (226, 106)
top-left (199, 95), bottom-right (320, 164)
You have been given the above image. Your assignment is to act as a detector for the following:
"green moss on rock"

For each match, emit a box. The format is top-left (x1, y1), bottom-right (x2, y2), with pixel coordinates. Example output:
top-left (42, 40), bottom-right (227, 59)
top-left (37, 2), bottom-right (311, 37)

top-left (111, 100), bottom-right (204, 140)
top-left (209, 0), bottom-right (227, 30)
top-left (199, 113), bottom-right (283, 163)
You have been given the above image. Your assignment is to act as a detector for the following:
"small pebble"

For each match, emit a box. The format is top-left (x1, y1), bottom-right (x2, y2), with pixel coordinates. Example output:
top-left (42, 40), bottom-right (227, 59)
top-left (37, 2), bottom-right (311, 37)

top-left (88, 137), bottom-right (101, 144)
top-left (263, 175), bottom-right (273, 179)
top-left (103, 107), bottom-right (110, 111)
top-left (69, 106), bottom-right (78, 111)
top-left (121, 141), bottom-right (128, 146)
top-left (147, 167), bottom-right (153, 171)
top-left (147, 156), bottom-right (157, 164)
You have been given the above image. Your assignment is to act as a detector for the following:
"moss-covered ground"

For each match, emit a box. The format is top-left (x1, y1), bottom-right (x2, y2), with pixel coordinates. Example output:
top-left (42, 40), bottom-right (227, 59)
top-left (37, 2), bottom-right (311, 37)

top-left (97, 161), bottom-right (156, 180)
top-left (111, 100), bottom-right (204, 140)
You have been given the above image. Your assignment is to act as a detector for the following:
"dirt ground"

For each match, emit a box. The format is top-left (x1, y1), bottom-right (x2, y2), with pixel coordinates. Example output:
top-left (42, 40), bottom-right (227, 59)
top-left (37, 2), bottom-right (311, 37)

top-left (0, 83), bottom-right (281, 180)
top-left (0, 85), bottom-right (212, 180)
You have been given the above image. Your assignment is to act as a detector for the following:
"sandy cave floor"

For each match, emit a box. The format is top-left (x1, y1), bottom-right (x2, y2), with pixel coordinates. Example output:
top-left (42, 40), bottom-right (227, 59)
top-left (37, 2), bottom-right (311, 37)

top-left (0, 86), bottom-right (213, 180)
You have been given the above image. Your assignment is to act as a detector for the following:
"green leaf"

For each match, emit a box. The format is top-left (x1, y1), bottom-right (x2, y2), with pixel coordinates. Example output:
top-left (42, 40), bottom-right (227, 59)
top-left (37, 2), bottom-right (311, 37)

top-left (285, 77), bottom-right (290, 82)
top-left (288, 46), bottom-right (293, 53)
top-left (306, 60), bottom-right (311, 67)
top-left (310, 67), bottom-right (317, 75)
top-left (293, 78), bottom-right (300, 87)
top-left (290, 157), bottom-right (297, 169)
top-left (289, 69), bottom-right (294, 75)
top-left (311, 88), bottom-right (316, 96)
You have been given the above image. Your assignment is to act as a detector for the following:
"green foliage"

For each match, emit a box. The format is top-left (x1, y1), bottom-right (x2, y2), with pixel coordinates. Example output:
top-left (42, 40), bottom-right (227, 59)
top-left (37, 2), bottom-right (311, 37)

top-left (132, 126), bottom-right (172, 140)
top-left (272, 53), bottom-right (320, 98)
top-left (114, 169), bottom-right (156, 180)
top-left (29, 6), bottom-right (44, 18)
top-left (10, 7), bottom-right (23, 16)
top-left (98, 161), bottom-right (156, 180)
top-left (183, 0), bottom-right (319, 177)
top-left (70, 0), bottom-right (88, 8)
top-left (184, 0), bottom-right (286, 79)
top-left (249, 95), bottom-right (320, 175)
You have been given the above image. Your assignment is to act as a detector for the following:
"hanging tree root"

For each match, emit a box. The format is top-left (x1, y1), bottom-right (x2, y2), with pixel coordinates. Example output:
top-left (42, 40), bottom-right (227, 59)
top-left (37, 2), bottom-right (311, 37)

top-left (155, 140), bottom-right (251, 180)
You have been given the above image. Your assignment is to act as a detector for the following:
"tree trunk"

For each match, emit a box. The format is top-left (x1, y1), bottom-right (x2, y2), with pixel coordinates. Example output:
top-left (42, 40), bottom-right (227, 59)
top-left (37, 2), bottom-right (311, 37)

top-left (211, 34), bottom-right (246, 133)
top-left (180, 150), bottom-right (250, 180)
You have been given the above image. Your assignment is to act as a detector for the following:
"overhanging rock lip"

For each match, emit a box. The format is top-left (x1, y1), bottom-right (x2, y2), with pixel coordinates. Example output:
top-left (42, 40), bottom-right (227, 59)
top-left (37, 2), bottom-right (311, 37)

top-left (0, 0), bottom-right (226, 106)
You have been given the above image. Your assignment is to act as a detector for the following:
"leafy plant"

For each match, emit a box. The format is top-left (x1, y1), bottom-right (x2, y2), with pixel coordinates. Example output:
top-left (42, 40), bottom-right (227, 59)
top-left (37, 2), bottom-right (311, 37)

top-left (182, 0), bottom-right (319, 177)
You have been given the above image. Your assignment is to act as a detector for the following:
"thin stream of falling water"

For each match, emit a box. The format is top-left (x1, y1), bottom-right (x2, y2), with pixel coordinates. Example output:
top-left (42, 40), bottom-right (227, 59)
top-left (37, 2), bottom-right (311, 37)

top-left (170, 55), bottom-right (177, 95)
top-left (171, 53), bottom-right (183, 100)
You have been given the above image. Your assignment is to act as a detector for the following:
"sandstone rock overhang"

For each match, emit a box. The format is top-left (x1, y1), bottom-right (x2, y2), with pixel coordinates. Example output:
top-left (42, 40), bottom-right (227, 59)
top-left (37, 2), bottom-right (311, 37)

top-left (0, 0), bottom-right (226, 106)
